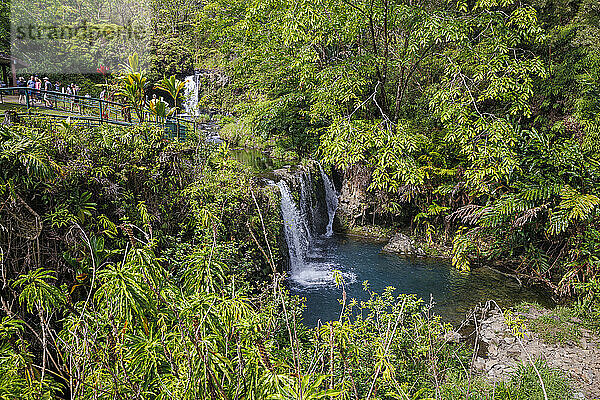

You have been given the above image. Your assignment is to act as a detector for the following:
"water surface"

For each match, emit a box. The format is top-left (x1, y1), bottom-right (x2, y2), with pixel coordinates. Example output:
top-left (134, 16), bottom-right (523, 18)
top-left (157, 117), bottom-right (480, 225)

top-left (232, 153), bottom-right (554, 327)
top-left (229, 148), bottom-right (287, 172)
top-left (289, 235), bottom-right (553, 326)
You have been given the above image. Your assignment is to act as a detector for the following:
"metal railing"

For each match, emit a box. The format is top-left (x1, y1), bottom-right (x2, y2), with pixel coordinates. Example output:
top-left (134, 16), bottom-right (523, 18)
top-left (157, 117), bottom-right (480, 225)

top-left (0, 87), bottom-right (197, 140)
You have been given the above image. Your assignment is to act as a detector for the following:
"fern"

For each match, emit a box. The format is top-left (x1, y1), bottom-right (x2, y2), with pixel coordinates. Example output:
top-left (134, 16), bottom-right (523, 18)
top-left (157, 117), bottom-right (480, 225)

top-left (513, 205), bottom-right (548, 227)
top-left (452, 228), bottom-right (477, 272)
top-left (560, 185), bottom-right (600, 221)
top-left (548, 186), bottom-right (600, 235)
top-left (447, 204), bottom-right (484, 225)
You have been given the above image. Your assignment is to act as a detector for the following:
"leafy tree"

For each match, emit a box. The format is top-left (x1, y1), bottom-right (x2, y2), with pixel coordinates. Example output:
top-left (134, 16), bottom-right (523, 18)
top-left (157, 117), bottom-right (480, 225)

top-left (13, 269), bottom-right (64, 314)
top-left (116, 53), bottom-right (150, 122)
top-left (155, 75), bottom-right (186, 112)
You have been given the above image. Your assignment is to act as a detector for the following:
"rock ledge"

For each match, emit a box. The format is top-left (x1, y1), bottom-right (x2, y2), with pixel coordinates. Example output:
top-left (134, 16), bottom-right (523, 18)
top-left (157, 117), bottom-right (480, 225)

top-left (382, 232), bottom-right (425, 256)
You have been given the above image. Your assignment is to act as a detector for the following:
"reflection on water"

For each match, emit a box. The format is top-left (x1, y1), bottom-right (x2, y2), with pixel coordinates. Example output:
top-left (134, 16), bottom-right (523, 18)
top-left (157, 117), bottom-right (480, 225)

top-left (289, 235), bottom-right (554, 326)
top-left (229, 148), bottom-right (287, 172)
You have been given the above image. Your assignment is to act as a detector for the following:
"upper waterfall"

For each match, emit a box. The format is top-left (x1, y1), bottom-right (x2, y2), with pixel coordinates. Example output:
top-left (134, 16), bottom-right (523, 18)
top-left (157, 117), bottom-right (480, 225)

top-left (184, 73), bottom-right (199, 116)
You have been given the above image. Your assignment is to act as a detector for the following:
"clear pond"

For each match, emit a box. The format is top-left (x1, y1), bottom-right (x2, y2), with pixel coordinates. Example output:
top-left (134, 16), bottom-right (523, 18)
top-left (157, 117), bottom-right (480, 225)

top-left (287, 234), bottom-right (554, 326)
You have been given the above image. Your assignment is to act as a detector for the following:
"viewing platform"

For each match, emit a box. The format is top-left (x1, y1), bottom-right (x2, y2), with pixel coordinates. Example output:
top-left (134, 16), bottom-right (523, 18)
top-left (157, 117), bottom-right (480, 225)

top-left (0, 87), bottom-right (197, 140)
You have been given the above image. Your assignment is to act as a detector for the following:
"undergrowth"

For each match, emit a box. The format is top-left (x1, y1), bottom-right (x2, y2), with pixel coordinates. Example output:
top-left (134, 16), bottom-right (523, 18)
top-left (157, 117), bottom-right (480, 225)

top-left (442, 360), bottom-right (574, 400)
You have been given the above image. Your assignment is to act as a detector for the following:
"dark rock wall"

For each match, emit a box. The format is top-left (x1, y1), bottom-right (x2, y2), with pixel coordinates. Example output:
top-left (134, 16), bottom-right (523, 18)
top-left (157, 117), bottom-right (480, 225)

top-left (336, 164), bottom-right (372, 229)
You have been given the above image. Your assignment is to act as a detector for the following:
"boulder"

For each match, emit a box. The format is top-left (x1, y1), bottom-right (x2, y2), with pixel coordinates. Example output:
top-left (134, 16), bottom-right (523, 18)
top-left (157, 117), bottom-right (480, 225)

top-left (382, 233), bottom-right (425, 256)
top-left (273, 167), bottom-right (296, 184)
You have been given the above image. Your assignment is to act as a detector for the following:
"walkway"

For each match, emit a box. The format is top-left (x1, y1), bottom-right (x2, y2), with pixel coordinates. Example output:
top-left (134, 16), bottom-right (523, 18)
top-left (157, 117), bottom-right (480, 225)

top-left (0, 87), bottom-right (198, 140)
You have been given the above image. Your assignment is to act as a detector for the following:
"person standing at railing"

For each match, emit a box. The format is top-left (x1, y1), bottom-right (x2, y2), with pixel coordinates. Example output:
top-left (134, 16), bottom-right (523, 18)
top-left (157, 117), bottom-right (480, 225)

top-left (54, 81), bottom-right (62, 109)
top-left (72, 84), bottom-right (82, 114)
top-left (27, 76), bottom-right (35, 106)
top-left (99, 88), bottom-right (109, 119)
top-left (35, 77), bottom-right (42, 104)
top-left (17, 77), bottom-right (26, 104)
top-left (43, 77), bottom-right (54, 108)
top-left (66, 83), bottom-right (73, 111)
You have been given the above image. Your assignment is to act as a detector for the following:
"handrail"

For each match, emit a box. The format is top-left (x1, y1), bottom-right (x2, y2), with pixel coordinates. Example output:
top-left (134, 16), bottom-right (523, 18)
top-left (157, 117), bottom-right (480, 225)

top-left (2, 87), bottom-right (125, 106)
top-left (18, 112), bottom-right (136, 127)
top-left (0, 86), bottom-right (196, 140)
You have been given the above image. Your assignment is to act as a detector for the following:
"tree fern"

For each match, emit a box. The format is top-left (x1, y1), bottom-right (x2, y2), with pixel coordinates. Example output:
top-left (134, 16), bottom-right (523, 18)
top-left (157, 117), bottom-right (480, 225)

top-left (452, 228), bottom-right (478, 272)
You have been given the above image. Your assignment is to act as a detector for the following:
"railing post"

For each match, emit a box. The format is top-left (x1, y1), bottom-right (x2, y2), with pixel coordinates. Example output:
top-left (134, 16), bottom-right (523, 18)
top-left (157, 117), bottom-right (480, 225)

top-left (25, 89), bottom-right (30, 110)
top-left (99, 99), bottom-right (103, 124)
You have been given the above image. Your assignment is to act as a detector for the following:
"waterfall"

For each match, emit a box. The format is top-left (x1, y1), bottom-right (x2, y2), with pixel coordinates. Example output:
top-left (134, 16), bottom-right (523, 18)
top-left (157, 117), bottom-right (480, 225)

top-left (319, 164), bottom-right (338, 237)
top-left (277, 180), bottom-right (309, 271)
top-left (183, 73), bottom-right (199, 116)
top-left (274, 165), bottom-right (352, 288)
top-left (299, 170), bottom-right (318, 238)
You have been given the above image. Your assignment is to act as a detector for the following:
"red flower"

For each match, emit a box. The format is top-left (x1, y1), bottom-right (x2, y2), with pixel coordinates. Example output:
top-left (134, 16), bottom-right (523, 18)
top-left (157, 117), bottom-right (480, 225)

top-left (97, 65), bottom-right (110, 75)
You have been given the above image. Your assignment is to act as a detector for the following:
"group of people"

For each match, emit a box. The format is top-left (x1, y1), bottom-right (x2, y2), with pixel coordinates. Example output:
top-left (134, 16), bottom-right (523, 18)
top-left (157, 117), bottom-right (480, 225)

top-left (15, 76), bottom-right (82, 112)
top-left (3, 77), bottom-right (134, 123)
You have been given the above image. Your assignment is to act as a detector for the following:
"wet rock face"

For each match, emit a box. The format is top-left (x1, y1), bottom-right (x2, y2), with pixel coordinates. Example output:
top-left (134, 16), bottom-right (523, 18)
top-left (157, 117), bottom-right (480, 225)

top-left (273, 162), bottom-right (330, 236)
top-left (382, 232), bottom-right (426, 256)
top-left (336, 164), bottom-right (371, 228)
top-left (273, 166), bottom-right (297, 184)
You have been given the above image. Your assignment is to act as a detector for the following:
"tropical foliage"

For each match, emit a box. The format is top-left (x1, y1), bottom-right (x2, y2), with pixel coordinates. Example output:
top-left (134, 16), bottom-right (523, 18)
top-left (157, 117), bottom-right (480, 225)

top-left (2, 0), bottom-right (600, 396)
top-left (177, 0), bottom-right (600, 301)
top-left (1, 118), bottom-right (576, 399)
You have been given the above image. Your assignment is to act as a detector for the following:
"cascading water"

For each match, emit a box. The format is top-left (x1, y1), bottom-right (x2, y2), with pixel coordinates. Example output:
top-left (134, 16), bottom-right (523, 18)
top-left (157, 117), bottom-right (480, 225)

top-left (270, 164), bottom-right (550, 326)
top-left (319, 164), bottom-right (338, 237)
top-left (277, 180), bottom-right (309, 270)
top-left (275, 166), bottom-right (353, 288)
top-left (183, 73), bottom-right (199, 116)
top-left (183, 72), bottom-right (223, 142)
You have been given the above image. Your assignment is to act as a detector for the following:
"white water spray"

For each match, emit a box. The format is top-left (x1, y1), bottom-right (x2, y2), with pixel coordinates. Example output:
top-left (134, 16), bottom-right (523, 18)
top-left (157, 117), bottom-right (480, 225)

top-left (274, 167), bottom-right (353, 288)
top-left (184, 74), bottom-right (199, 116)
top-left (319, 164), bottom-right (338, 237)
top-left (277, 180), bottom-right (309, 271)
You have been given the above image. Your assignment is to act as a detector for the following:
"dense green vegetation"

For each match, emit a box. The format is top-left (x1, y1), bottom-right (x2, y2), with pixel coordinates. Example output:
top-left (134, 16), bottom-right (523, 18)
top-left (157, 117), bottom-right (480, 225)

top-left (172, 0), bottom-right (600, 303)
top-left (0, 119), bottom-right (280, 397)
top-left (2, 0), bottom-right (600, 398)
top-left (0, 118), bottom-right (578, 398)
